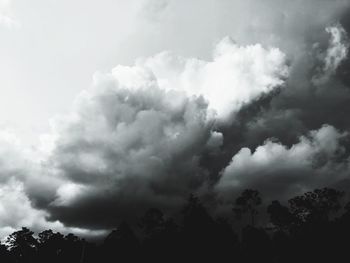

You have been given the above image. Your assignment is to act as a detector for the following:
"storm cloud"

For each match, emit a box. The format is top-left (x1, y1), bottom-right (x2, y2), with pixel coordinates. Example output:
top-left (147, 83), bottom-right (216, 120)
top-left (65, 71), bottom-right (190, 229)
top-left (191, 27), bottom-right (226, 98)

top-left (35, 37), bottom-right (287, 229)
top-left (1, 0), bottom-right (350, 236)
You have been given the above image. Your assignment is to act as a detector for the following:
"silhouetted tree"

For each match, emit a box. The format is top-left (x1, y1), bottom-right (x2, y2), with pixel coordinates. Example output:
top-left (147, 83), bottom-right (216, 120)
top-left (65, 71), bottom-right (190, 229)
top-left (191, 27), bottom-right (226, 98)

top-left (139, 208), bottom-right (165, 237)
top-left (288, 187), bottom-right (344, 223)
top-left (139, 208), bottom-right (181, 262)
top-left (60, 233), bottom-right (84, 263)
top-left (181, 194), bottom-right (217, 261)
top-left (233, 189), bottom-right (262, 226)
top-left (2, 187), bottom-right (350, 263)
top-left (267, 200), bottom-right (296, 231)
top-left (6, 227), bottom-right (38, 263)
top-left (214, 217), bottom-right (240, 262)
top-left (0, 242), bottom-right (11, 262)
top-left (241, 225), bottom-right (273, 263)
top-left (103, 221), bottom-right (140, 262)
top-left (285, 188), bottom-right (345, 263)
top-left (182, 194), bottom-right (215, 230)
top-left (328, 199), bottom-right (350, 263)
top-left (271, 230), bottom-right (294, 263)
top-left (37, 230), bottom-right (64, 263)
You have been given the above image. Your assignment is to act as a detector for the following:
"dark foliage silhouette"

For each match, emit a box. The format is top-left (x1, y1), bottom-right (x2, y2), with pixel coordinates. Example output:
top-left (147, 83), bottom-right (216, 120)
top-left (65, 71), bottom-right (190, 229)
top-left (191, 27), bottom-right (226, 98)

top-left (2, 187), bottom-right (350, 262)
top-left (6, 227), bottom-right (38, 263)
top-left (233, 189), bottom-right (262, 226)
top-left (267, 200), bottom-right (296, 231)
top-left (103, 221), bottom-right (140, 262)
top-left (37, 230), bottom-right (64, 263)
top-left (288, 188), bottom-right (344, 223)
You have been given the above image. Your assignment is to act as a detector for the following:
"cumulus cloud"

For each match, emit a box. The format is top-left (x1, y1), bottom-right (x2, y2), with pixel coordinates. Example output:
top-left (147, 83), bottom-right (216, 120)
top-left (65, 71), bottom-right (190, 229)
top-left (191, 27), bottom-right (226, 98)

top-left (216, 125), bottom-right (350, 201)
top-left (39, 66), bottom-right (213, 228)
top-left (140, 37), bottom-right (288, 120)
top-left (22, 37), bottom-right (287, 229)
top-left (210, 22), bottom-right (350, 206)
top-left (0, 130), bottom-right (104, 238)
top-left (2, 0), bottom-right (350, 237)
top-left (0, 179), bottom-right (105, 239)
top-left (220, 21), bottom-right (350, 160)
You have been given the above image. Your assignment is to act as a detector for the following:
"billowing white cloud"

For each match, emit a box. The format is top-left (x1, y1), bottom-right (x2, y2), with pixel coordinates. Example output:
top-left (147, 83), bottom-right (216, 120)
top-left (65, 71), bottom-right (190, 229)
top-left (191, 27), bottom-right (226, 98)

top-left (139, 37), bottom-right (288, 120)
top-left (25, 36), bottom-right (288, 228)
top-left (216, 125), bottom-right (349, 200)
top-left (43, 66), bottom-right (214, 227)
top-left (1, 0), bottom-right (350, 237)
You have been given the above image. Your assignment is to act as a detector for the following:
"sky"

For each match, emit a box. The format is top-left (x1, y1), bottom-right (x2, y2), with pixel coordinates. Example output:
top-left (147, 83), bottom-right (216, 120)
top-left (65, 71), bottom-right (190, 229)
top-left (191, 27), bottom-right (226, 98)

top-left (1, 0), bottom-right (350, 238)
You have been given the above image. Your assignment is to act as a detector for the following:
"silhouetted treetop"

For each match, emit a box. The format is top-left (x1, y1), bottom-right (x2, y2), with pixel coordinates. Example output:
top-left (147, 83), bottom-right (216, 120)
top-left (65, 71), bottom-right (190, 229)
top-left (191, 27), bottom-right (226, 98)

top-left (267, 200), bottom-right (296, 230)
top-left (2, 187), bottom-right (350, 263)
top-left (182, 194), bottom-right (214, 230)
top-left (288, 187), bottom-right (344, 223)
top-left (233, 189), bottom-right (262, 226)
top-left (139, 208), bottom-right (165, 236)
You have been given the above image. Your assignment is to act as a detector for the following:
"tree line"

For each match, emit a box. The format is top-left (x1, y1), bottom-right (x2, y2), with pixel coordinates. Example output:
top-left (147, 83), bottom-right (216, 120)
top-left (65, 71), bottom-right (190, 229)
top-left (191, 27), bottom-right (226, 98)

top-left (1, 187), bottom-right (350, 263)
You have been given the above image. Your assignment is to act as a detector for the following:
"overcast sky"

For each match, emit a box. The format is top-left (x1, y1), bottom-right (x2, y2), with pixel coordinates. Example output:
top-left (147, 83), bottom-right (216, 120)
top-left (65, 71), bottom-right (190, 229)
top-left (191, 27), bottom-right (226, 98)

top-left (1, 0), bottom-right (350, 238)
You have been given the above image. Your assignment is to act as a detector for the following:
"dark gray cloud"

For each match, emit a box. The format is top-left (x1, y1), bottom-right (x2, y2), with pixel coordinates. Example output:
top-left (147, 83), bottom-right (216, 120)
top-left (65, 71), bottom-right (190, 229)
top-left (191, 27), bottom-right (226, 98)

top-left (208, 21), bottom-right (350, 172)
top-left (2, 0), bottom-right (350, 237)
top-left (216, 125), bottom-right (350, 200)
top-left (37, 38), bottom-right (287, 229)
top-left (42, 19), bottom-right (350, 230)
top-left (45, 83), bottom-right (214, 228)
top-left (203, 19), bottom-right (350, 214)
